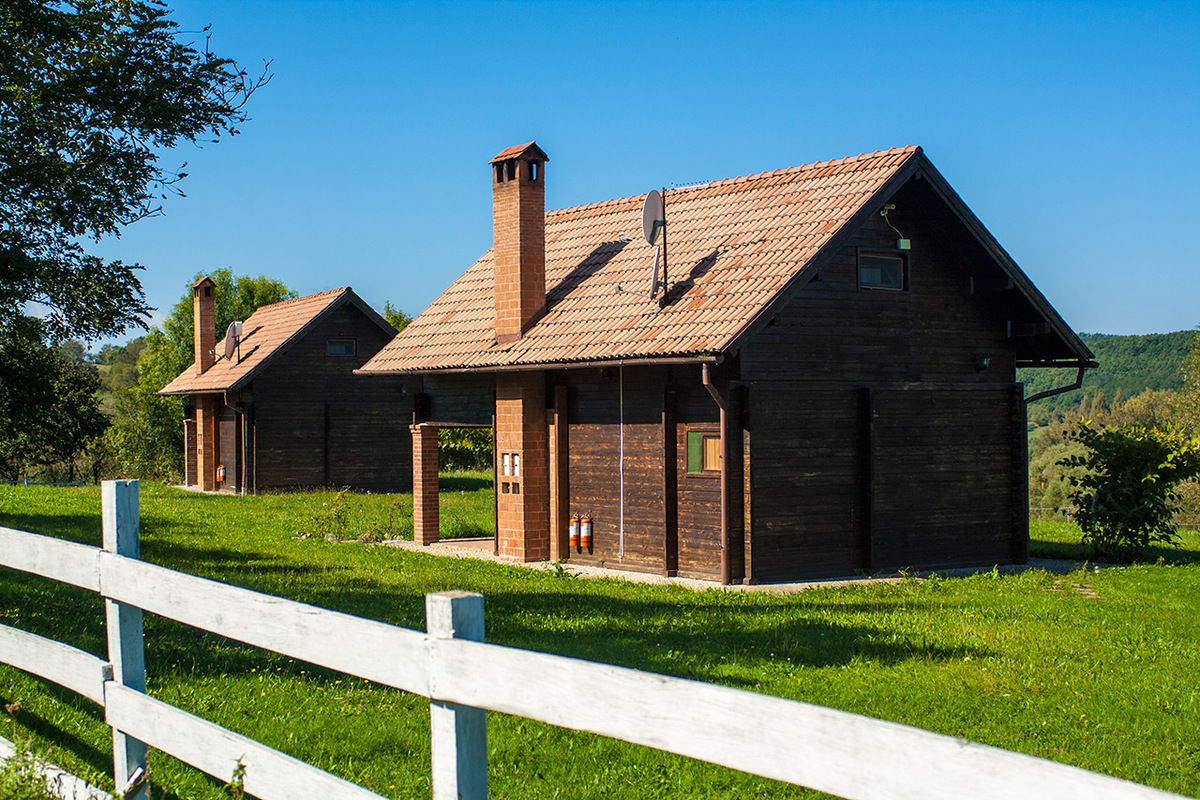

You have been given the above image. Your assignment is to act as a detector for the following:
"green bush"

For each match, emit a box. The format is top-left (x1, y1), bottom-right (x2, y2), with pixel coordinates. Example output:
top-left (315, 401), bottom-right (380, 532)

top-left (1061, 422), bottom-right (1200, 560)
top-left (0, 748), bottom-right (57, 800)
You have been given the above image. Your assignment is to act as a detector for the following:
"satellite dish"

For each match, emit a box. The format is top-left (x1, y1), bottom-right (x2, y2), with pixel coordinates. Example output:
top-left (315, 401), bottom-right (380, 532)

top-left (222, 321), bottom-right (243, 360)
top-left (642, 189), bottom-right (665, 246)
top-left (648, 246), bottom-right (661, 298)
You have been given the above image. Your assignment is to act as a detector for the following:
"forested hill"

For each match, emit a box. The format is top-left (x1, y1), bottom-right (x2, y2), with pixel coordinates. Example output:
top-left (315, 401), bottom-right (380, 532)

top-left (1020, 330), bottom-right (1197, 419)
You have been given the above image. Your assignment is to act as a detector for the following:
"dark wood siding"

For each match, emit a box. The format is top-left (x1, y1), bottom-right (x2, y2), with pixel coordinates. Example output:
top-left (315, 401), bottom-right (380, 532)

top-left (748, 383), bottom-right (866, 582)
top-left (741, 177), bottom-right (1026, 580)
top-left (559, 366), bottom-right (672, 575)
top-left (251, 302), bottom-right (412, 492)
top-left (422, 373), bottom-right (494, 427)
top-left (870, 386), bottom-right (1016, 570)
top-left (674, 376), bottom-right (722, 580)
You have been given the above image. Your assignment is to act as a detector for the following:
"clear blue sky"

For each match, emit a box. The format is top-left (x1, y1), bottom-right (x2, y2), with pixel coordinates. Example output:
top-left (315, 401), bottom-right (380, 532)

top-left (92, 0), bottom-right (1200, 342)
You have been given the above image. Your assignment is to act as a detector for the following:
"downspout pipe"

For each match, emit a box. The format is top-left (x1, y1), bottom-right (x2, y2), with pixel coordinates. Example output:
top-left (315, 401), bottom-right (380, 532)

top-left (1023, 364), bottom-right (1089, 405)
top-left (702, 363), bottom-right (730, 585)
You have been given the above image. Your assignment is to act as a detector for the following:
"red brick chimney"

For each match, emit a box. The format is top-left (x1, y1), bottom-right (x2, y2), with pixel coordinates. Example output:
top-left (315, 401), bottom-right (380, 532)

top-left (192, 276), bottom-right (217, 374)
top-left (191, 276), bottom-right (219, 491)
top-left (490, 142), bottom-right (549, 343)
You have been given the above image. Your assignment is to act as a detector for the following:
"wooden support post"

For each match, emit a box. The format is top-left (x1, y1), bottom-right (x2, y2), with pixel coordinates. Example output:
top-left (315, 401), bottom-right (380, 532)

top-left (1012, 384), bottom-right (1031, 564)
top-left (549, 386), bottom-right (569, 561)
top-left (426, 592), bottom-right (487, 800)
top-left (662, 386), bottom-right (678, 577)
top-left (102, 480), bottom-right (149, 800)
top-left (858, 388), bottom-right (875, 573)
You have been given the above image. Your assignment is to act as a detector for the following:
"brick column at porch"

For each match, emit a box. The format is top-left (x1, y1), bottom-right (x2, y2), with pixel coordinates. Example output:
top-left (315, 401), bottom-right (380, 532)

top-left (495, 372), bottom-right (549, 562)
top-left (411, 423), bottom-right (440, 546)
top-left (195, 395), bottom-right (219, 492)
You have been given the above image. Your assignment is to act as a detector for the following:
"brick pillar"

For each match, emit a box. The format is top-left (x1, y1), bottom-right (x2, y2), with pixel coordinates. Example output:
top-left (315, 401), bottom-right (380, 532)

top-left (183, 413), bottom-right (197, 487)
top-left (495, 372), bottom-right (549, 562)
top-left (411, 424), bottom-right (440, 546)
top-left (195, 395), bottom-right (219, 492)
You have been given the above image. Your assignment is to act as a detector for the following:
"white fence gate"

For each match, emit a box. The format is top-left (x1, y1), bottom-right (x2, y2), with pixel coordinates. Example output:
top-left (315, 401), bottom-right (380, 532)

top-left (0, 480), bottom-right (1183, 800)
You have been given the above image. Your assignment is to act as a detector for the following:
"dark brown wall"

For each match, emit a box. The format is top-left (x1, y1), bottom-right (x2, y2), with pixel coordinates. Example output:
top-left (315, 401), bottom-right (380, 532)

top-left (741, 177), bottom-right (1027, 581)
top-left (552, 366), bottom-right (723, 580)
top-left (251, 302), bottom-right (412, 492)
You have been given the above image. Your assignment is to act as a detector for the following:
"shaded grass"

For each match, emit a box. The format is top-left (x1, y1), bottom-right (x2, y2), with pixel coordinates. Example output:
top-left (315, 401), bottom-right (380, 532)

top-left (1031, 518), bottom-right (1200, 564)
top-left (1, 485), bottom-right (1199, 798)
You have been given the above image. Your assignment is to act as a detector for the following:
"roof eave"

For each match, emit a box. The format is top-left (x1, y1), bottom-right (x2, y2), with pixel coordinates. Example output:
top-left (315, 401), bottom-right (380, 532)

top-left (355, 353), bottom-right (723, 376)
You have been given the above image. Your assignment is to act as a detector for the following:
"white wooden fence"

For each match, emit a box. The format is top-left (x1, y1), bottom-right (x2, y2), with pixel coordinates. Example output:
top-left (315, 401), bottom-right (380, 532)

top-left (0, 480), bottom-right (1184, 800)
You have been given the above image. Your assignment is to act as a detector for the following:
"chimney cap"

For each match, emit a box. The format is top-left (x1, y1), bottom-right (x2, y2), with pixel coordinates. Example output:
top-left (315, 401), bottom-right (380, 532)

top-left (490, 141), bottom-right (549, 165)
top-left (192, 276), bottom-right (216, 290)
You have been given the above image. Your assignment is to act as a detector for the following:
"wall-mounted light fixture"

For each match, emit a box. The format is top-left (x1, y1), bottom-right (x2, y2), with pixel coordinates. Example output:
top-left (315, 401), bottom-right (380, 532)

top-left (975, 354), bottom-right (991, 372)
top-left (880, 204), bottom-right (911, 250)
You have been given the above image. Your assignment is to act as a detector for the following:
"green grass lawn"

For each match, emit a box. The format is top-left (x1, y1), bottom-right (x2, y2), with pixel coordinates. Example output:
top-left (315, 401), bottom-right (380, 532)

top-left (1, 484), bottom-right (1198, 799)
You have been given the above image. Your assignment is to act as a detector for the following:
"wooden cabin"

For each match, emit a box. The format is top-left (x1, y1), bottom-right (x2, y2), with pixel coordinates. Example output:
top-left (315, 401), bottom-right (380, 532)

top-left (358, 142), bottom-right (1094, 583)
top-left (160, 282), bottom-right (412, 494)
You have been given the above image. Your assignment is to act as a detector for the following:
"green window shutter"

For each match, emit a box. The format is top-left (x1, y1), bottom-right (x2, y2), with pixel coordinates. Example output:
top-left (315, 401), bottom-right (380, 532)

top-left (686, 431), bottom-right (703, 474)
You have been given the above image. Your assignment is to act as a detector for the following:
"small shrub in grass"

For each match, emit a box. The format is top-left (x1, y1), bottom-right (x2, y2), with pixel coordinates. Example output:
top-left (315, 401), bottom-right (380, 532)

top-left (0, 747), bottom-right (57, 800)
top-left (1061, 421), bottom-right (1200, 561)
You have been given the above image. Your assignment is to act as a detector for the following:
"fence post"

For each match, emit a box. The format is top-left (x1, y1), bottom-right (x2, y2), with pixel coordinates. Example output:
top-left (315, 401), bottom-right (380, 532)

top-left (102, 480), bottom-right (149, 800)
top-left (426, 591), bottom-right (487, 800)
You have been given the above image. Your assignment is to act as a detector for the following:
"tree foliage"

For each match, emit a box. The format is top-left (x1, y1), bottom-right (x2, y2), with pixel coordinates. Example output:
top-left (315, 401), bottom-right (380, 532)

top-left (0, 0), bottom-right (269, 340)
top-left (1021, 330), bottom-right (1196, 425)
top-left (439, 428), bottom-right (493, 471)
top-left (1061, 422), bottom-right (1200, 560)
top-left (382, 301), bottom-right (412, 333)
top-left (106, 270), bottom-right (292, 481)
top-left (1175, 328), bottom-right (1200, 436)
top-left (0, 316), bottom-right (106, 480)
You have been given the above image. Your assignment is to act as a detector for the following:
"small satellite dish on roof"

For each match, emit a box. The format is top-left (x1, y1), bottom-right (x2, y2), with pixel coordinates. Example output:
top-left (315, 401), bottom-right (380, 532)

top-left (642, 189), bottom-right (665, 246)
top-left (617, 188), bottom-right (669, 305)
top-left (222, 321), bottom-right (243, 360)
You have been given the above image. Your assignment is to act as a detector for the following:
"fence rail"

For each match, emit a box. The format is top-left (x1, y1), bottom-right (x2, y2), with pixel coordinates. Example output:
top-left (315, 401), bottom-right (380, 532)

top-left (0, 480), bottom-right (1185, 800)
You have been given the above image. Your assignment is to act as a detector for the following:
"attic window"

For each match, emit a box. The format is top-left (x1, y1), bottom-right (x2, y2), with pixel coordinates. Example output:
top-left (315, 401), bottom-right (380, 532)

top-left (858, 252), bottom-right (906, 292)
top-left (326, 338), bottom-right (356, 356)
top-left (686, 430), bottom-right (721, 474)
top-left (530, 162), bottom-right (539, 181)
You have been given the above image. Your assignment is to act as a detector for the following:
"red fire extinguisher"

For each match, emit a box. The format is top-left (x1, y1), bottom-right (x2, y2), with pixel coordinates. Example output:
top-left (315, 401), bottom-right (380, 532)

top-left (569, 515), bottom-right (580, 550)
top-left (580, 515), bottom-right (593, 550)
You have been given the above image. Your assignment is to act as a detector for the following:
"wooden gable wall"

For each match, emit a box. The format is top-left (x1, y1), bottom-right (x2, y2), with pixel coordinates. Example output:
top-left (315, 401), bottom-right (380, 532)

top-left (251, 303), bottom-right (413, 492)
top-left (740, 177), bottom-right (1027, 581)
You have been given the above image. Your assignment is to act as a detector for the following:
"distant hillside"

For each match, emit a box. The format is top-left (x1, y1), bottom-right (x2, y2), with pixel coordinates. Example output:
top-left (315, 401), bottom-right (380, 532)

top-left (1020, 330), bottom-right (1197, 420)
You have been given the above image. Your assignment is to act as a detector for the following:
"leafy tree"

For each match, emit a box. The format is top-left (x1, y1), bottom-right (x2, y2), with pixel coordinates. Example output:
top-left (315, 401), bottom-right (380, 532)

top-left (106, 270), bottom-right (293, 480)
top-left (1020, 330), bottom-right (1196, 423)
top-left (1175, 328), bottom-right (1200, 436)
top-left (1061, 422), bottom-right (1200, 560)
top-left (383, 301), bottom-right (412, 333)
top-left (0, 0), bottom-right (269, 341)
top-left (438, 428), bottom-right (493, 471)
top-left (0, 316), bottom-right (106, 481)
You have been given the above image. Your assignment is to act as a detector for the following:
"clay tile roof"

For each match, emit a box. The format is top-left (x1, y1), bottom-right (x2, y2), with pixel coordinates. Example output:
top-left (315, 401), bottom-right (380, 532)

top-left (159, 286), bottom-right (374, 395)
top-left (360, 147), bottom-right (922, 374)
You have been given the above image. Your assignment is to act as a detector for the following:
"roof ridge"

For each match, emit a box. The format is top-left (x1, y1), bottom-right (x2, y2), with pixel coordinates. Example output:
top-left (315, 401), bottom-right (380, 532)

top-left (545, 146), bottom-right (920, 218)
top-left (256, 286), bottom-right (350, 312)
